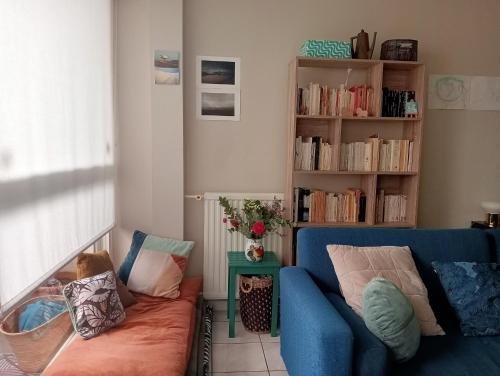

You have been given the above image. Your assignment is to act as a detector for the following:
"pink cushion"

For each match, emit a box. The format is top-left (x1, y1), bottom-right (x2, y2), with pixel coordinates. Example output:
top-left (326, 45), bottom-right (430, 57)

top-left (327, 244), bottom-right (444, 336)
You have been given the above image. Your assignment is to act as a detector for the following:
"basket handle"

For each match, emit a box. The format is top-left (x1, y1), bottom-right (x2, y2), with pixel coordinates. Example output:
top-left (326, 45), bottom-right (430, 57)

top-left (240, 279), bottom-right (253, 294)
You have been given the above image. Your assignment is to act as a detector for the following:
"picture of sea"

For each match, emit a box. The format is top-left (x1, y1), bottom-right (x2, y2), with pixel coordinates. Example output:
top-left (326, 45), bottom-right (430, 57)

top-left (201, 92), bottom-right (235, 116)
top-left (201, 60), bottom-right (235, 85)
top-left (154, 50), bottom-right (180, 85)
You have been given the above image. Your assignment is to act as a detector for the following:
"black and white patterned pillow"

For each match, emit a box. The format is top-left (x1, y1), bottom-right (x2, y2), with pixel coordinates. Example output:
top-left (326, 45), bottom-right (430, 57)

top-left (63, 270), bottom-right (126, 339)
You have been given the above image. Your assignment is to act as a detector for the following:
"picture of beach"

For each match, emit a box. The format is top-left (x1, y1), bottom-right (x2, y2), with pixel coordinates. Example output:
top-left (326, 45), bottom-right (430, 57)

top-left (201, 92), bottom-right (235, 116)
top-left (201, 60), bottom-right (235, 85)
top-left (154, 50), bottom-right (179, 85)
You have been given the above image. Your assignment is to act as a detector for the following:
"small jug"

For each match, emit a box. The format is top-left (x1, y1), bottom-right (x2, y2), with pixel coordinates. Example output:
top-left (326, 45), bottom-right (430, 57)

top-left (351, 29), bottom-right (377, 59)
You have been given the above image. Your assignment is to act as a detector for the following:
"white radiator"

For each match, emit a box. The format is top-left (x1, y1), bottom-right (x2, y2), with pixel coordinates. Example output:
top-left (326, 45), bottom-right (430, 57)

top-left (203, 192), bottom-right (284, 300)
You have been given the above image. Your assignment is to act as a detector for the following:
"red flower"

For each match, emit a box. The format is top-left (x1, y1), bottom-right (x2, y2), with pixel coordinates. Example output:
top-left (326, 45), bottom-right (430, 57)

top-left (251, 221), bottom-right (266, 236)
top-left (223, 218), bottom-right (227, 223)
top-left (230, 219), bottom-right (239, 229)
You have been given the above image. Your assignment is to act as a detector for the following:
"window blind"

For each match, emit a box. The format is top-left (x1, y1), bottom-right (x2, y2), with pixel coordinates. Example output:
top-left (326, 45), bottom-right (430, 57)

top-left (0, 0), bottom-right (115, 312)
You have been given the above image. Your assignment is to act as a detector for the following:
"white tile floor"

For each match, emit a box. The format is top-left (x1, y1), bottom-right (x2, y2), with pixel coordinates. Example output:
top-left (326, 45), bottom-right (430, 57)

top-left (211, 301), bottom-right (288, 376)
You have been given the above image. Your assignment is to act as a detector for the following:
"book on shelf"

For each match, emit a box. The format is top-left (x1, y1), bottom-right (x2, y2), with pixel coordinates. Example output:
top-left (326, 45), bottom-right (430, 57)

top-left (294, 187), bottom-right (366, 223)
top-left (382, 88), bottom-right (417, 117)
top-left (297, 83), bottom-right (375, 117)
top-left (295, 136), bottom-right (333, 171)
top-left (340, 135), bottom-right (414, 172)
top-left (375, 189), bottom-right (407, 223)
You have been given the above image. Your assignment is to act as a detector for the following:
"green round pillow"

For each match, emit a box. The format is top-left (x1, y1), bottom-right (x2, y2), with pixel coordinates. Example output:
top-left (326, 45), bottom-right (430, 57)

top-left (362, 277), bottom-right (420, 363)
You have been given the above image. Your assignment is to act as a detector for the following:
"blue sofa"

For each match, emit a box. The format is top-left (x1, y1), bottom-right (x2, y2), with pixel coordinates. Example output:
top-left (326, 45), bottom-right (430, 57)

top-left (280, 228), bottom-right (500, 376)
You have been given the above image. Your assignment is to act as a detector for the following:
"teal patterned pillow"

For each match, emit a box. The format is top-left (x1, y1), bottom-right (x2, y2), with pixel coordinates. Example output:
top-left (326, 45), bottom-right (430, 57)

top-left (63, 271), bottom-right (126, 339)
top-left (432, 261), bottom-right (500, 336)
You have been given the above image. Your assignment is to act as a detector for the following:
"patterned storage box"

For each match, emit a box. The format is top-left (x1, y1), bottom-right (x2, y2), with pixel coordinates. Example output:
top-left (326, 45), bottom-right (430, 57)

top-left (300, 40), bottom-right (352, 59)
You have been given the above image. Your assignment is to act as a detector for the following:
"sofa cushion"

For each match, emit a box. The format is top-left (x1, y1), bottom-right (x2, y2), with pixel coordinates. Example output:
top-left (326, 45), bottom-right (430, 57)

top-left (63, 271), bottom-right (126, 339)
top-left (392, 328), bottom-right (500, 376)
top-left (297, 228), bottom-right (492, 328)
top-left (433, 261), bottom-right (500, 336)
top-left (118, 230), bottom-right (194, 298)
top-left (363, 278), bottom-right (420, 362)
top-left (327, 244), bottom-right (443, 336)
top-left (77, 250), bottom-right (137, 308)
top-left (325, 292), bottom-right (389, 376)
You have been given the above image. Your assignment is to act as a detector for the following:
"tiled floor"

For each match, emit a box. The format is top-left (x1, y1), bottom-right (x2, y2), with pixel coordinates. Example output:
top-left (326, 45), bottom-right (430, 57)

top-left (210, 300), bottom-right (288, 376)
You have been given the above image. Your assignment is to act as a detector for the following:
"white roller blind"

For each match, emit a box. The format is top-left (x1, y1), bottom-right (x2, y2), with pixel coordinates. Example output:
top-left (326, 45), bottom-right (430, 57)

top-left (0, 0), bottom-right (115, 311)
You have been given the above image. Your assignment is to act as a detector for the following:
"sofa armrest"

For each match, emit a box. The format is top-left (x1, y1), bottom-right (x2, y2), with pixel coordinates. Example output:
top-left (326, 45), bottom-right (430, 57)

top-left (280, 267), bottom-right (353, 376)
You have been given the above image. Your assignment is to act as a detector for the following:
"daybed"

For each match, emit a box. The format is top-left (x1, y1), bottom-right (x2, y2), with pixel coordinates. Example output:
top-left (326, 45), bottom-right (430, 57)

top-left (43, 277), bottom-right (202, 376)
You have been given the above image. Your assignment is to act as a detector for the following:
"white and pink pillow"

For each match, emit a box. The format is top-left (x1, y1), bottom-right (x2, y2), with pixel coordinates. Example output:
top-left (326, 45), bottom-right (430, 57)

top-left (118, 230), bottom-right (194, 299)
top-left (327, 244), bottom-right (444, 336)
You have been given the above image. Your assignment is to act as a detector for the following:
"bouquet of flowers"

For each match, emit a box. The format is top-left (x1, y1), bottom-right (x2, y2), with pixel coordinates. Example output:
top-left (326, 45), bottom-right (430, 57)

top-left (218, 196), bottom-right (292, 262)
top-left (219, 197), bottom-right (292, 239)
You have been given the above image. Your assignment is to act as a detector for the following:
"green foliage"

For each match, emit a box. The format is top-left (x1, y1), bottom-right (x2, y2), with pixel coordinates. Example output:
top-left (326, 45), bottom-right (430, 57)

top-left (218, 196), bottom-right (292, 239)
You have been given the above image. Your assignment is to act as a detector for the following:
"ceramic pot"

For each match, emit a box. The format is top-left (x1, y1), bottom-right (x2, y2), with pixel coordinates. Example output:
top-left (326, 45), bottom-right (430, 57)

top-left (245, 238), bottom-right (264, 262)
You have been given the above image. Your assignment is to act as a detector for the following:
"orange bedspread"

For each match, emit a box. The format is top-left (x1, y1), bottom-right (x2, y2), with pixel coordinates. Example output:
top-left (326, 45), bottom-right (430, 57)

top-left (43, 277), bottom-right (202, 376)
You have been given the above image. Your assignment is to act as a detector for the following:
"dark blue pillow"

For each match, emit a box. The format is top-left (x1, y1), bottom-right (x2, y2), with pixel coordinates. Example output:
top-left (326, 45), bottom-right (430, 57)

top-left (432, 261), bottom-right (500, 336)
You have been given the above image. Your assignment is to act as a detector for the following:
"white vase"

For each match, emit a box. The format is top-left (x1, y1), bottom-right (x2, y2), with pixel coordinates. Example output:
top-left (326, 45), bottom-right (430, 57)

top-left (244, 238), bottom-right (264, 262)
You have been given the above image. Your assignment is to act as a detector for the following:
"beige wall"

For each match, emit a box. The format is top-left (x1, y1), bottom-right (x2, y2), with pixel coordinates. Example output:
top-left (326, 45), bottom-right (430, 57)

top-left (113, 0), bottom-right (184, 265)
top-left (184, 0), bottom-right (500, 276)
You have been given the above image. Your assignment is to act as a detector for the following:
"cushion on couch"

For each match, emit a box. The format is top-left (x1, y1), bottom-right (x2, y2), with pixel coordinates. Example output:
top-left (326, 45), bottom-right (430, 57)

top-left (432, 261), bottom-right (500, 336)
top-left (118, 230), bottom-right (194, 298)
top-left (392, 328), bottom-right (500, 376)
top-left (327, 244), bottom-right (444, 336)
top-left (363, 277), bottom-right (420, 362)
top-left (77, 250), bottom-right (136, 307)
top-left (63, 271), bottom-right (126, 339)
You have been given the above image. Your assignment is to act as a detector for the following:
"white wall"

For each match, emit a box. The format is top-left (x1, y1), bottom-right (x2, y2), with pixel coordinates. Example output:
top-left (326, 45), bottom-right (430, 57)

top-left (183, 0), bottom-right (500, 275)
top-left (113, 0), bottom-right (184, 265)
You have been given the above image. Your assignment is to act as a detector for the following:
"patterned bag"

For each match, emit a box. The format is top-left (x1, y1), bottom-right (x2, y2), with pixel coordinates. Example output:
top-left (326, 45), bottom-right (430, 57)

top-left (239, 276), bottom-right (273, 334)
top-left (63, 270), bottom-right (126, 339)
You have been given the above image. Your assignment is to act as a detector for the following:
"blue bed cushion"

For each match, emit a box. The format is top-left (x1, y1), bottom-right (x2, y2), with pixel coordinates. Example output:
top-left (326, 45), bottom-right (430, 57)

top-left (432, 261), bottom-right (500, 336)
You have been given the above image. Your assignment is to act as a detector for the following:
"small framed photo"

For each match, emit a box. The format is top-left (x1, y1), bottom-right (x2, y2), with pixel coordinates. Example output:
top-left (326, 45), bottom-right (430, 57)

top-left (197, 89), bottom-right (240, 121)
top-left (154, 50), bottom-right (180, 85)
top-left (197, 56), bottom-right (240, 88)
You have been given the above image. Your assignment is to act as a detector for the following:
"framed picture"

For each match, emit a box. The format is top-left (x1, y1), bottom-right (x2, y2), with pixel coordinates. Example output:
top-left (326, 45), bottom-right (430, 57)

top-left (154, 50), bottom-right (180, 85)
top-left (197, 88), bottom-right (240, 121)
top-left (197, 56), bottom-right (240, 88)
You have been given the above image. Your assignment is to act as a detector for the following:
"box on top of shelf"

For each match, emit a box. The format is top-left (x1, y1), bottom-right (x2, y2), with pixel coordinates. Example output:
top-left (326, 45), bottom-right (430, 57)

top-left (300, 40), bottom-right (352, 59)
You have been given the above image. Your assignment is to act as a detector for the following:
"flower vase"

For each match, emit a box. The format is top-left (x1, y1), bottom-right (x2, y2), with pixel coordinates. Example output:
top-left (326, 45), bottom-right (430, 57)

top-left (245, 238), bottom-right (264, 262)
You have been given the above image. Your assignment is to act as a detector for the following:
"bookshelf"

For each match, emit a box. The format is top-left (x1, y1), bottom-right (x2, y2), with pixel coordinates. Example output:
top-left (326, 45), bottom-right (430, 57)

top-left (283, 57), bottom-right (425, 265)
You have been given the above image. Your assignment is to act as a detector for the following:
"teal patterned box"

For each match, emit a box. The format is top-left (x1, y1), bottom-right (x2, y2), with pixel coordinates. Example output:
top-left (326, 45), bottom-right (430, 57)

top-left (300, 40), bottom-right (352, 59)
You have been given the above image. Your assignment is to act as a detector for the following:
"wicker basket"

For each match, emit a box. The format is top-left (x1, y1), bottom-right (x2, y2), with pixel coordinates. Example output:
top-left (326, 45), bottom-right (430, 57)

top-left (239, 276), bottom-right (273, 334)
top-left (0, 295), bottom-right (73, 373)
top-left (380, 39), bottom-right (418, 61)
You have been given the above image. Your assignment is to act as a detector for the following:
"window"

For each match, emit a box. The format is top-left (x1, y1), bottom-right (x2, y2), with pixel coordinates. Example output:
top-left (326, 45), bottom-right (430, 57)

top-left (0, 0), bottom-right (115, 313)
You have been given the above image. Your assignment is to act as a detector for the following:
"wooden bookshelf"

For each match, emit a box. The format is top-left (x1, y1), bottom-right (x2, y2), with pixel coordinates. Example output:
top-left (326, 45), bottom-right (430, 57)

top-left (283, 57), bottom-right (425, 265)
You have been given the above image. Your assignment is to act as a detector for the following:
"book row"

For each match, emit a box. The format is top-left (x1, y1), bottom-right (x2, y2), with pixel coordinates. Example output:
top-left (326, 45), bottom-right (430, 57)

top-left (376, 190), bottom-right (408, 223)
top-left (294, 187), bottom-right (366, 223)
top-left (297, 83), bottom-right (375, 117)
top-left (294, 136), bottom-right (333, 171)
top-left (340, 137), bottom-right (414, 172)
top-left (382, 88), bottom-right (417, 118)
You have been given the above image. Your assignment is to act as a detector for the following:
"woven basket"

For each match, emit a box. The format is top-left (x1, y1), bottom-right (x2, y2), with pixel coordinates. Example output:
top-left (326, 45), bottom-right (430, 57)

top-left (380, 39), bottom-right (418, 61)
top-left (239, 276), bottom-right (273, 334)
top-left (0, 295), bottom-right (73, 373)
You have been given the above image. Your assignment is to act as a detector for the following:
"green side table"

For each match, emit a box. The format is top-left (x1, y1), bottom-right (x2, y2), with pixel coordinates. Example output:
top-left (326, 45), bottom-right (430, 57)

top-left (226, 251), bottom-right (281, 338)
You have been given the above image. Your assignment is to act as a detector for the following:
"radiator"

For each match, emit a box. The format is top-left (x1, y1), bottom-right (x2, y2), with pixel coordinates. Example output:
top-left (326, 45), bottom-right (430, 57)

top-left (203, 192), bottom-right (284, 300)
